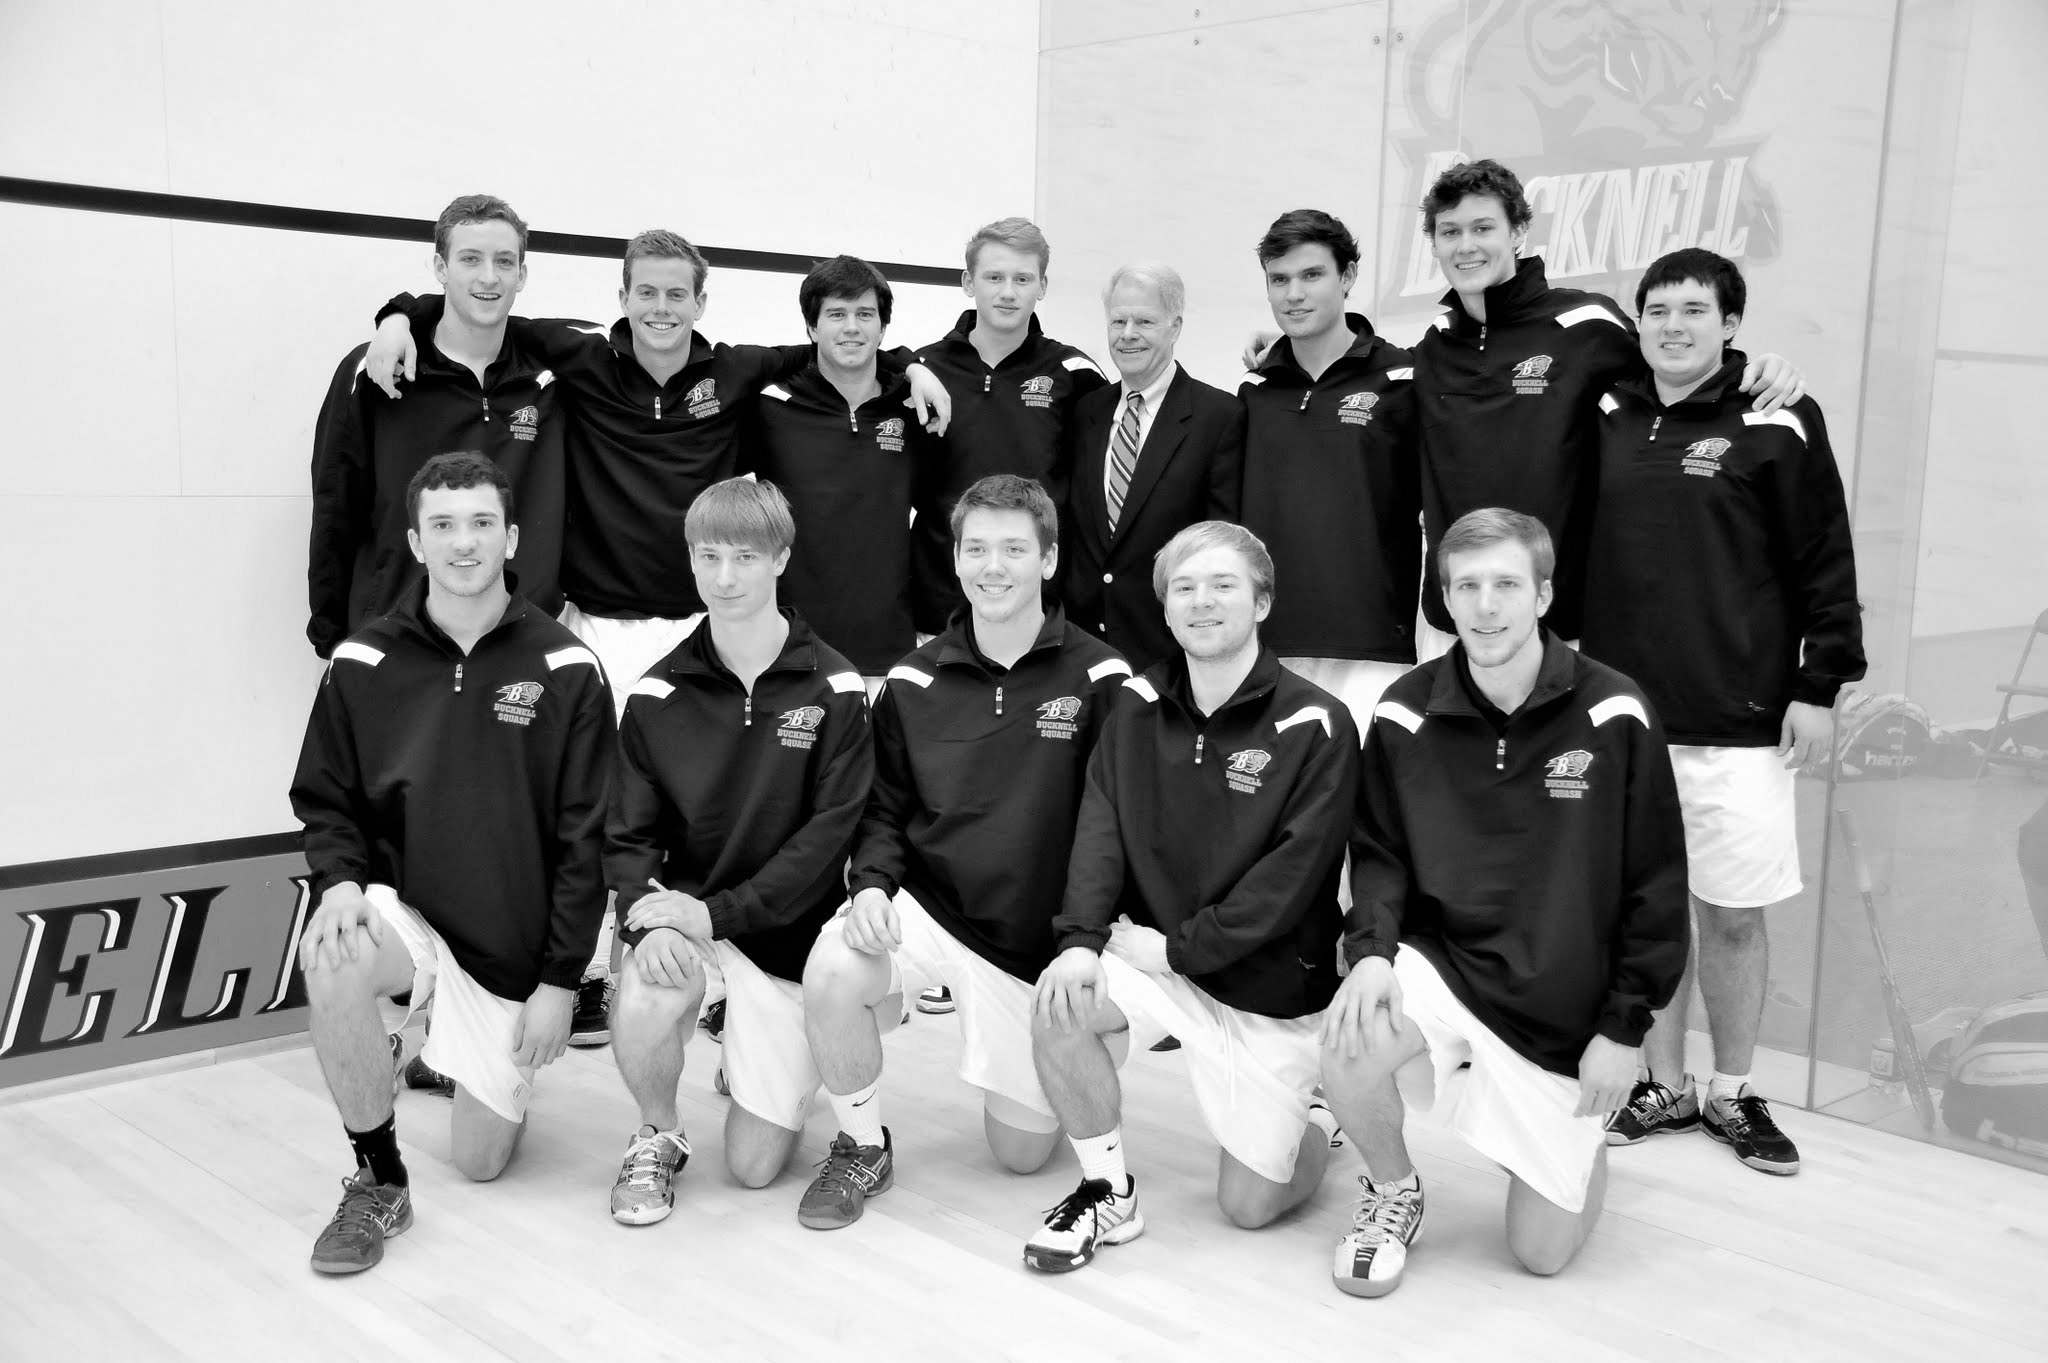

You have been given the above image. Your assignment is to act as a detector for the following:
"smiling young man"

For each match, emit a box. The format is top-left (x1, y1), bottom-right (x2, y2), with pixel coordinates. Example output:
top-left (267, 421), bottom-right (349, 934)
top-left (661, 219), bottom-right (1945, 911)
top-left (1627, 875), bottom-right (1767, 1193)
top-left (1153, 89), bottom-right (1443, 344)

top-left (1238, 210), bottom-right (1421, 732)
top-left (1024, 521), bottom-right (1358, 1274)
top-left (795, 475), bottom-right (1131, 1230)
top-left (1410, 160), bottom-right (1804, 648)
top-left (309, 195), bottom-right (569, 661)
top-left (1321, 508), bottom-right (1686, 1295)
top-left (602, 478), bottom-right (873, 1223)
top-left (1580, 249), bottom-right (1862, 1175)
top-left (363, 230), bottom-right (945, 1044)
top-left (909, 218), bottom-right (1108, 637)
top-left (749, 256), bottom-right (938, 680)
top-left (290, 452), bottom-right (613, 1275)
top-left (1062, 262), bottom-right (1244, 672)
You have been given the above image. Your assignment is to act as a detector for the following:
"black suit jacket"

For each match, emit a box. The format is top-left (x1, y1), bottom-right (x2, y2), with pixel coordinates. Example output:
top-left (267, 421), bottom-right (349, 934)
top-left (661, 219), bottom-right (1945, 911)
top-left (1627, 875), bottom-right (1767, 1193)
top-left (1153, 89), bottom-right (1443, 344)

top-left (1061, 364), bottom-right (1245, 670)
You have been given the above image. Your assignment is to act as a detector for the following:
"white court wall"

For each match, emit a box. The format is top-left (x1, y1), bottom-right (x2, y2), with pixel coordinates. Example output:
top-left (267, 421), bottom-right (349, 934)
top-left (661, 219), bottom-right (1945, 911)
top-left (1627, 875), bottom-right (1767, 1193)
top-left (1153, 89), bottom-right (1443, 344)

top-left (0, 0), bottom-right (1039, 864)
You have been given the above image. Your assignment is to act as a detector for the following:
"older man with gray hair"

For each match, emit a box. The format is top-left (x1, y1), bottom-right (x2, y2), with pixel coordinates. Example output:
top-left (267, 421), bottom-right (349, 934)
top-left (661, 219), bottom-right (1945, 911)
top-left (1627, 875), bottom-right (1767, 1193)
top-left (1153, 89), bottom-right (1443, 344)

top-left (1061, 262), bottom-right (1244, 671)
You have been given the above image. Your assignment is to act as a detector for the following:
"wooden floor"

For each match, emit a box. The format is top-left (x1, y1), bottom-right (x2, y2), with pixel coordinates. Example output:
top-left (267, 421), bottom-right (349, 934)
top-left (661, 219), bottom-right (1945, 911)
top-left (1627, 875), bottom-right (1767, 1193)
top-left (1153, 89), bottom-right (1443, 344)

top-left (3, 1015), bottom-right (2043, 1363)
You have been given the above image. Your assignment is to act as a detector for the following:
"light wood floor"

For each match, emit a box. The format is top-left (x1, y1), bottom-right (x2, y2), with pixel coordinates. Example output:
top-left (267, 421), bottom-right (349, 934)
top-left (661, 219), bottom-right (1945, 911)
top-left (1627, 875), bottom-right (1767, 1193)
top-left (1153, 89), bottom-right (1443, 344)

top-left (2, 1014), bottom-right (2042, 1363)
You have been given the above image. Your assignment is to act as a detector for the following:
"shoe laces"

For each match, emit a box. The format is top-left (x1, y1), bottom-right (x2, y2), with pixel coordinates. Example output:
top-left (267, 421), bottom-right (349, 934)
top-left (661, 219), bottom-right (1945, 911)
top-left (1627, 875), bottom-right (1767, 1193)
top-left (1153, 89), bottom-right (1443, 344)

top-left (1624, 1080), bottom-right (1677, 1123)
top-left (578, 975), bottom-right (612, 1010)
top-left (812, 1133), bottom-right (884, 1196)
top-left (330, 1173), bottom-right (400, 1235)
top-left (1042, 1178), bottom-right (1118, 1232)
top-left (1718, 1092), bottom-right (1779, 1139)
top-left (620, 1130), bottom-right (688, 1190)
top-left (1347, 1179), bottom-right (1421, 1245)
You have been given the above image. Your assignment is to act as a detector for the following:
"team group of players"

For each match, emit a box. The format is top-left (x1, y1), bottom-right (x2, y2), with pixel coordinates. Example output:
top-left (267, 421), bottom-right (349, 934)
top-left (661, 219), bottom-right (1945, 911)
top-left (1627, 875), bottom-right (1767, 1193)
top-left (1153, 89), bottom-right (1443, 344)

top-left (288, 158), bottom-right (1865, 1297)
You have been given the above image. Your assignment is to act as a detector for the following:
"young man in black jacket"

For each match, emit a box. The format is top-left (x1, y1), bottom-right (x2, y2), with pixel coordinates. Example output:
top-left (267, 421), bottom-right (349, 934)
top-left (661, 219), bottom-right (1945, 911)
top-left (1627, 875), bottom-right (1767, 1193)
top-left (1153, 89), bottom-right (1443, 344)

top-left (1239, 210), bottom-right (1420, 732)
top-left (750, 256), bottom-right (939, 680)
top-left (308, 195), bottom-right (569, 659)
top-left (290, 452), bottom-right (614, 1276)
top-left (1062, 261), bottom-right (1244, 672)
top-left (1322, 509), bottom-right (1687, 1296)
top-left (910, 218), bottom-right (1108, 635)
top-left (796, 475), bottom-right (1131, 1230)
top-left (1582, 249), bottom-right (1863, 1174)
top-left (1025, 521), bottom-right (1358, 1274)
top-left (601, 479), bottom-right (873, 1224)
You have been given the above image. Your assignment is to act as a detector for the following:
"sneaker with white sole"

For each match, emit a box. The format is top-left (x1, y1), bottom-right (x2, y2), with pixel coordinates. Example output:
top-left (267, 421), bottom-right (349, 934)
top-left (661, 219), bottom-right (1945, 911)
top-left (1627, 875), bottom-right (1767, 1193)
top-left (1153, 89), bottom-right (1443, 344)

top-left (916, 985), bottom-right (955, 1015)
top-left (1332, 1173), bottom-right (1424, 1298)
top-left (1606, 1077), bottom-right (1701, 1145)
top-left (798, 1129), bottom-right (894, 1229)
top-left (1702, 1086), bottom-right (1800, 1175)
top-left (310, 1167), bottom-right (413, 1274)
top-left (1023, 1176), bottom-right (1143, 1273)
top-left (569, 974), bottom-right (615, 1047)
top-left (610, 1126), bottom-right (691, 1225)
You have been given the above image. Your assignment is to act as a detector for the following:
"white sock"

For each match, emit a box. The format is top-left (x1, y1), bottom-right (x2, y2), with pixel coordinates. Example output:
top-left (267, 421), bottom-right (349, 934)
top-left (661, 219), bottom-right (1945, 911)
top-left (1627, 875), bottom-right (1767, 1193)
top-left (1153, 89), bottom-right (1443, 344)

top-left (1070, 1128), bottom-right (1128, 1190)
top-left (828, 1080), bottom-right (885, 1149)
top-left (1709, 1072), bottom-right (1751, 1102)
top-left (1307, 1104), bottom-right (1340, 1142)
top-left (1366, 1168), bottom-right (1418, 1192)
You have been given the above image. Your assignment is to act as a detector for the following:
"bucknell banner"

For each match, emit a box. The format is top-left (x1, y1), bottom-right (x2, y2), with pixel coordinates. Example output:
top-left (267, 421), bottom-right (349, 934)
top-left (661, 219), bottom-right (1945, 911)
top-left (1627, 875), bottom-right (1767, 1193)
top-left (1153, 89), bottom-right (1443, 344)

top-left (1379, 0), bottom-right (1787, 320)
top-left (0, 837), bottom-right (311, 1088)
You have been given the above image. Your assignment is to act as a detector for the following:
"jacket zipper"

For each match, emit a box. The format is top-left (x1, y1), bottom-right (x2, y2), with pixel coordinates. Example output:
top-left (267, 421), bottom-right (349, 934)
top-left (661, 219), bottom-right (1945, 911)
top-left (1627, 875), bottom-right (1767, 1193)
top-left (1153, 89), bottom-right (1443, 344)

top-left (994, 686), bottom-right (1004, 716)
top-left (983, 374), bottom-right (992, 393)
top-left (1195, 733), bottom-right (1206, 765)
top-left (481, 396), bottom-right (491, 423)
top-left (1494, 735), bottom-right (1506, 771)
top-left (453, 661), bottom-right (464, 693)
top-left (848, 410), bottom-right (858, 433)
top-left (1479, 324), bottom-right (1488, 352)
top-left (655, 395), bottom-right (662, 420)
top-left (744, 695), bottom-right (753, 727)
top-left (1298, 391), bottom-right (1311, 412)
top-left (1648, 414), bottom-right (1663, 442)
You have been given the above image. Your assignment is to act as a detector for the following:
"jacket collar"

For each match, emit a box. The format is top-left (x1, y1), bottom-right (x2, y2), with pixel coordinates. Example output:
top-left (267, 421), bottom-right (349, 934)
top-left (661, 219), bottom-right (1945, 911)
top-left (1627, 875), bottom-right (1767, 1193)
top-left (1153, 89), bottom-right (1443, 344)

top-left (935, 601), bottom-right (1070, 673)
top-left (607, 318), bottom-right (718, 388)
top-left (1145, 645), bottom-right (1283, 720)
top-left (1258, 313), bottom-right (1388, 381)
top-left (665, 607), bottom-right (819, 679)
top-left (1439, 255), bottom-right (1551, 335)
top-left (782, 351), bottom-right (912, 410)
top-left (1615, 349), bottom-right (1750, 409)
top-left (394, 571), bottom-right (531, 652)
top-left (1427, 628), bottom-right (1578, 719)
top-left (937, 308), bottom-right (1048, 369)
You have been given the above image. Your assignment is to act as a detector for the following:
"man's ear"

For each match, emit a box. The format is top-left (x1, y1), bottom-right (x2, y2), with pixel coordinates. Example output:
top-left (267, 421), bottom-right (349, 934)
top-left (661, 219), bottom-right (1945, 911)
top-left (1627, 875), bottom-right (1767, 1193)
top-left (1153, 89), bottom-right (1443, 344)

top-left (408, 528), bottom-right (426, 564)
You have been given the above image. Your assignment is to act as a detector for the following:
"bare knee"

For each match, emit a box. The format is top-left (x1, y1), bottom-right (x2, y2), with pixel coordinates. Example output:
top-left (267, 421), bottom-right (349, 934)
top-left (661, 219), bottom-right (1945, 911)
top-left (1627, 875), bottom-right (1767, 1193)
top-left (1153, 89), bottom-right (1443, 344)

top-left (801, 934), bottom-right (887, 1010)
top-left (984, 1106), bottom-right (1060, 1174)
top-left (1218, 1190), bottom-right (1281, 1230)
top-left (724, 1109), bottom-right (798, 1188)
top-left (1508, 1227), bottom-right (1577, 1277)
top-left (1696, 901), bottom-right (1765, 950)
top-left (613, 969), bottom-right (701, 1037)
top-left (453, 1141), bottom-right (513, 1182)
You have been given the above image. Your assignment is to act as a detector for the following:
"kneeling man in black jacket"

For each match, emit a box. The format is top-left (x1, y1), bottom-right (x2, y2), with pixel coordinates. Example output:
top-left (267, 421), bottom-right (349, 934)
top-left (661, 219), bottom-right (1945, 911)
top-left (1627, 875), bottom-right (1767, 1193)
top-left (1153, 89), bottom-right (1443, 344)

top-left (1322, 508), bottom-right (1688, 1296)
top-left (1025, 521), bottom-right (1359, 1273)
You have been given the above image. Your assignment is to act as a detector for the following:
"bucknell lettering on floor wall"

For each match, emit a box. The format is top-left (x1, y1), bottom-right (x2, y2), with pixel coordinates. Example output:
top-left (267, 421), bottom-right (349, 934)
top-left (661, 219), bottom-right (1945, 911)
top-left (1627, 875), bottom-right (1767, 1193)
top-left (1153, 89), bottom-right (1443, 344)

top-left (0, 840), bottom-right (312, 1086)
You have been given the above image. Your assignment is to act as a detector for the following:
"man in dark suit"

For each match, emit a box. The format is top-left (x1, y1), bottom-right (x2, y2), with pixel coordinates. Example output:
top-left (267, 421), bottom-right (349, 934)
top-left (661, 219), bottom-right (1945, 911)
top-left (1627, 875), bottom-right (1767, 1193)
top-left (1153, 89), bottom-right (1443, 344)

top-left (1062, 263), bottom-right (1245, 671)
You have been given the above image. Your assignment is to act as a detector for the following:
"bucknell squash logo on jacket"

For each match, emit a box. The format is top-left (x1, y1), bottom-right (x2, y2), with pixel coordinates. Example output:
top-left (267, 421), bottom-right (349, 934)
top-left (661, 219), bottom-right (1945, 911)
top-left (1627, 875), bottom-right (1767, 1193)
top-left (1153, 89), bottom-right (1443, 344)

top-left (1543, 748), bottom-right (1593, 798)
top-left (777, 704), bottom-right (826, 750)
top-left (1036, 695), bottom-right (1082, 740)
top-left (494, 681), bottom-right (545, 726)
top-left (875, 417), bottom-right (906, 453)
top-left (507, 405), bottom-right (540, 441)
top-left (1338, 391), bottom-right (1381, 427)
top-left (686, 377), bottom-right (720, 419)
top-left (1682, 437), bottom-right (1731, 478)
top-left (1512, 355), bottom-right (1554, 395)
top-left (1021, 375), bottom-right (1056, 409)
top-left (1225, 748), bottom-right (1272, 794)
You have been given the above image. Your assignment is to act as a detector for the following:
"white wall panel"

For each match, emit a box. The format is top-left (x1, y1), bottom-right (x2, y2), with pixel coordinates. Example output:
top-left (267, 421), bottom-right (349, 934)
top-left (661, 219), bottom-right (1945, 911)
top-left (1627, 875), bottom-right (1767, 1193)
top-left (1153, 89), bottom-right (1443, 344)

top-left (0, 1), bottom-right (170, 189)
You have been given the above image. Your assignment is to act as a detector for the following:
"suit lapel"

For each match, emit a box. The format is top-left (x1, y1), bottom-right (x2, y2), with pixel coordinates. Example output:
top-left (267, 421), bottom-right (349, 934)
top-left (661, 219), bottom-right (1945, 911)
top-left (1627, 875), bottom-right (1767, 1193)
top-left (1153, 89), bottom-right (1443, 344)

top-left (1112, 365), bottom-right (1190, 544)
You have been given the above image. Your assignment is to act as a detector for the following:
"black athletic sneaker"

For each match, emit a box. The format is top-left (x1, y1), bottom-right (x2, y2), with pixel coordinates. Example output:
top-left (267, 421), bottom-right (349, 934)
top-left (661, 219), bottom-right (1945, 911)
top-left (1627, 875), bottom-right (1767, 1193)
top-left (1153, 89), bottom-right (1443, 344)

top-left (1606, 1077), bottom-right (1701, 1145)
top-left (401, 1054), bottom-right (455, 1098)
top-left (569, 974), bottom-right (615, 1047)
top-left (1703, 1087), bottom-right (1800, 1175)
top-left (310, 1167), bottom-right (413, 1274)
top-left (699, 998), bottom-right (727, 1043)
top-left (798, 1129), bottom-right (894, 1229)
top-left (1023, 1176), bottom-right (1143, 1272)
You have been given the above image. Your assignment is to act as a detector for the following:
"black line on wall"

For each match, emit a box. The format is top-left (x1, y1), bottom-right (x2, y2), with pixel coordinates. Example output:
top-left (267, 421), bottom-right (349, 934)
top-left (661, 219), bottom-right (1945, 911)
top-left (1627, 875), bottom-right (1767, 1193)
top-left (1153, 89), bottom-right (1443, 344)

top-left (0, 177), bottom-right (960, 286)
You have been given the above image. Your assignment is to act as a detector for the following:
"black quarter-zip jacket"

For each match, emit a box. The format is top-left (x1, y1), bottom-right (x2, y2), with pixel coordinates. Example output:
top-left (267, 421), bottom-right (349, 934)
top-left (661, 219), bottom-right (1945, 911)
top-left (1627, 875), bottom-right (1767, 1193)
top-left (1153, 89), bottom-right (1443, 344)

top-left (606, 612), bottom-right (874, 985)
top-left (1349, 633), bottom-right (1688, 1076)
top-left (1055, 649), bottom-right (1358, 1020)
top-left (849, 606), bottom-right (1131, 980)
top-left (1412, 257), bottom-right (1639, 640)
top-left (308, 331), bottom-right (568, 657)
top-left (909, 311), bottom-right (1108, 632)
top-left (383, 295), bottom-right (820, 620)
top-left (748, 356), bottom-right (938, 672)
top-left (290, 579), bottom-right (614, 999)
top-left (1580, 354), bottom-right (1864, 746)
top-left (1238, 316), bottom-right (1422, 662)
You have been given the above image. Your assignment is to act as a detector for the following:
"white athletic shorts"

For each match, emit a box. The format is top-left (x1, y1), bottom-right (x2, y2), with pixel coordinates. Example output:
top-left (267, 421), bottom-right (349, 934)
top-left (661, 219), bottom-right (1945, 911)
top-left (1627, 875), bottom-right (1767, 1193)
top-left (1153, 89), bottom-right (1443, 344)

top-left (370, 885), bottom-right (536, 1124)
top-left (692, 937), bottom-right (819, 1133)
top-left (1277, 657), bottom-right (1411, 743)
top-left (1388, 946), bottom-right (1605, 1213)
top-left (1099, 954), bottom-right (1321, 1184)
top-left (560, 601), bottom-right (703, 723)
top-left (1667, 745), bottom-right (1801, 908)
top-left (820, 891), bottom-right (1057, 1129)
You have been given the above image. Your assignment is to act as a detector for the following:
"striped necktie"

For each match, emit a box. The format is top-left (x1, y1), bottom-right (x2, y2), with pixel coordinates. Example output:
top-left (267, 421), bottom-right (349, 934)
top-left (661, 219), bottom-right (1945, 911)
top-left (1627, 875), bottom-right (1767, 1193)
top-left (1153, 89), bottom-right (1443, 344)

top-left (1107, 391), bottom-right (1143, 531)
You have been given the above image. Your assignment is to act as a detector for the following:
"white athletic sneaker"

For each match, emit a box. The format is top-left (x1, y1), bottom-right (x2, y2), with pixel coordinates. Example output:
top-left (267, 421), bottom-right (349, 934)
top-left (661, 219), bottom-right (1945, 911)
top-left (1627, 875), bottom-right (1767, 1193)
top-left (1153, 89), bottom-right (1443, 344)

top-left (1332, 1173), bottom-right (1425, 1298)
top-left (610, 1126), bottom-right (691, 1226)
top-left (1023, 1176), bottom-right (1143, 1273)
